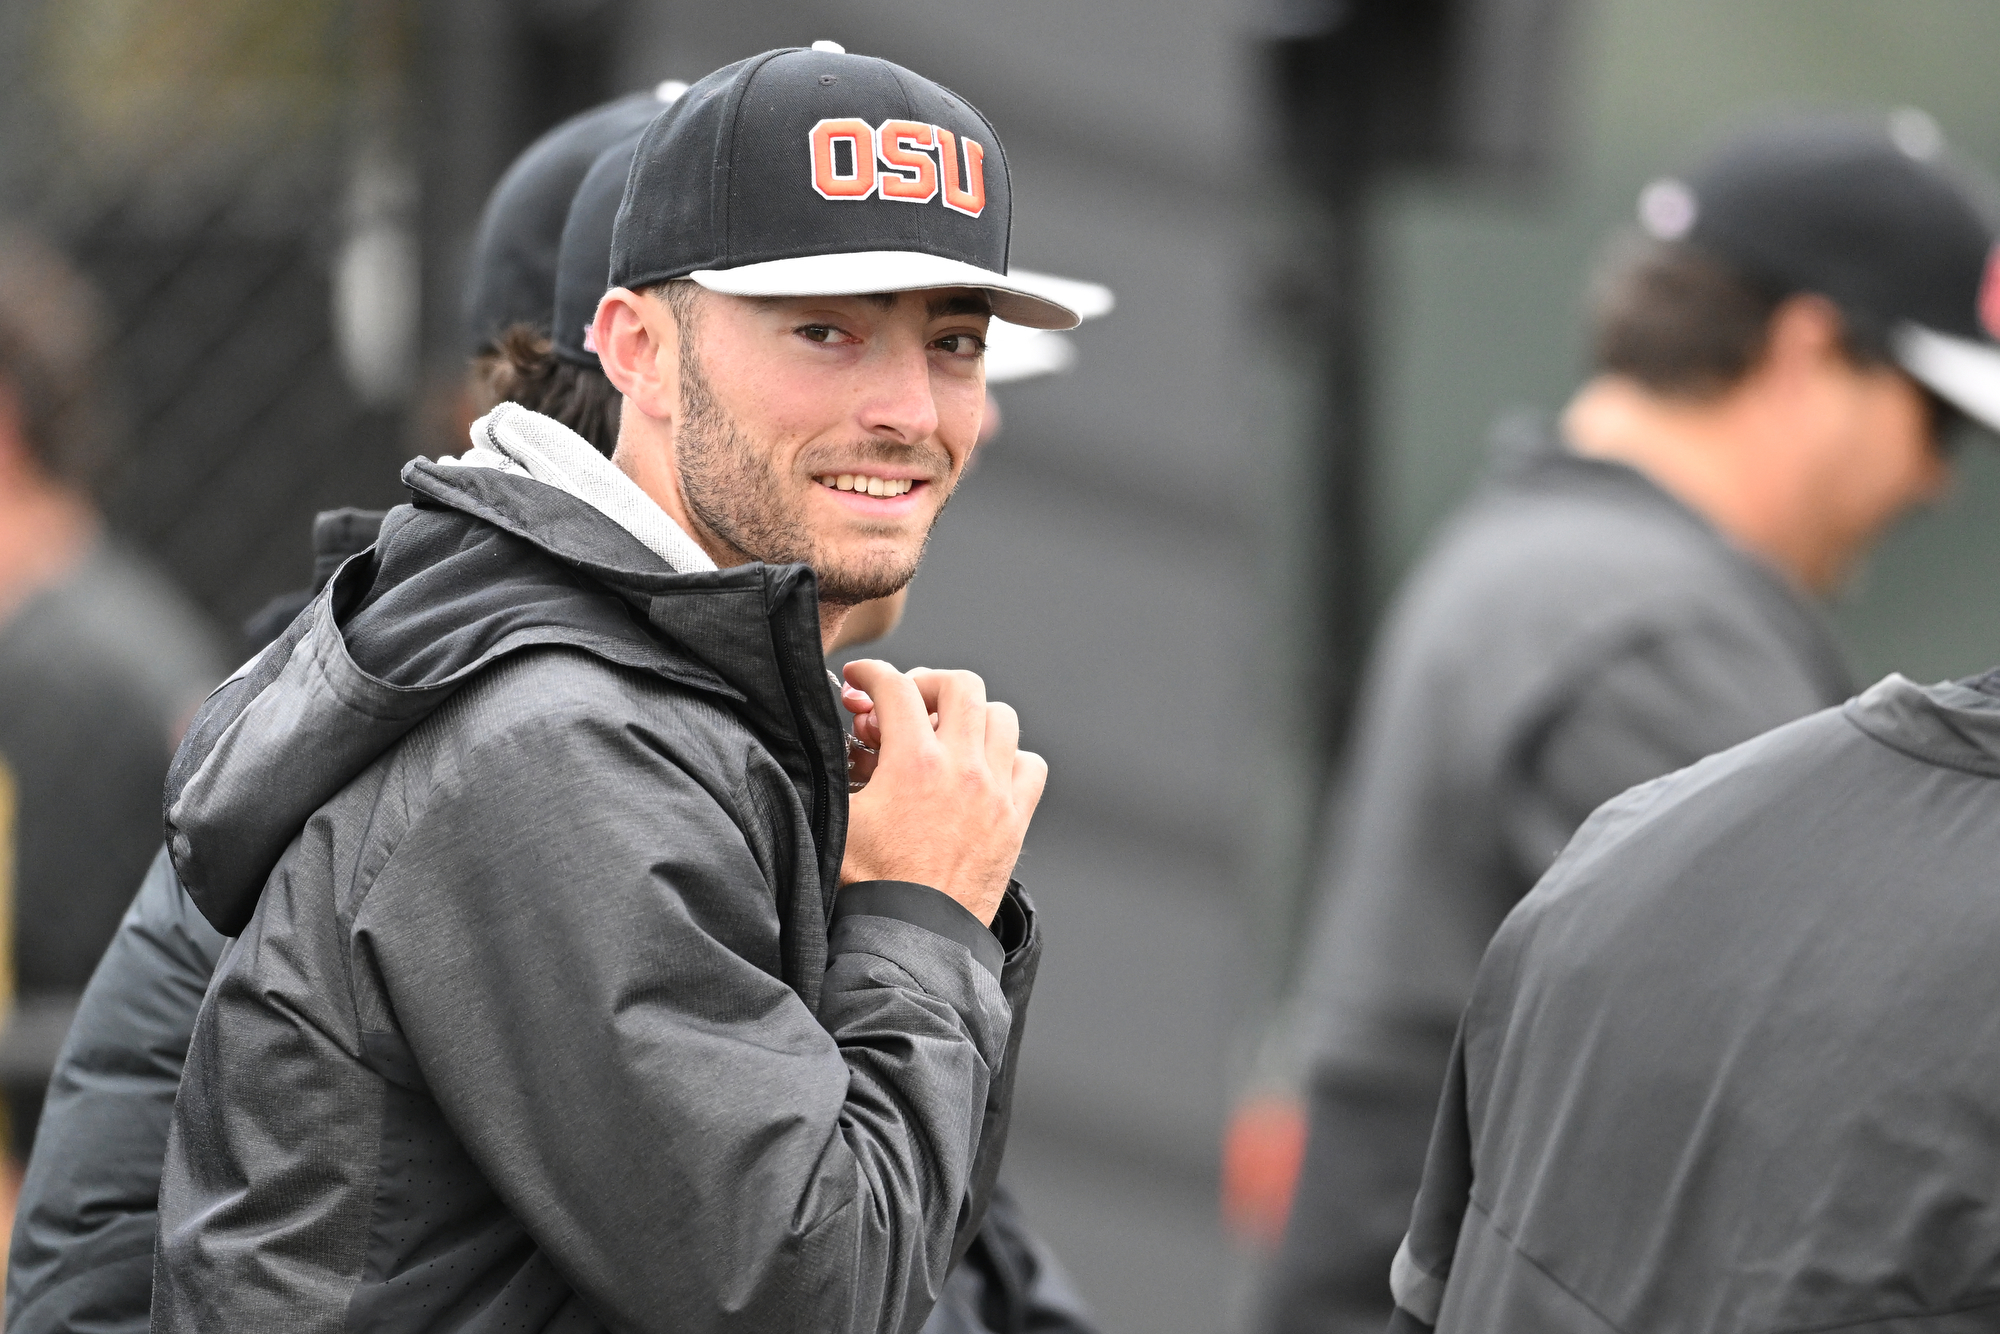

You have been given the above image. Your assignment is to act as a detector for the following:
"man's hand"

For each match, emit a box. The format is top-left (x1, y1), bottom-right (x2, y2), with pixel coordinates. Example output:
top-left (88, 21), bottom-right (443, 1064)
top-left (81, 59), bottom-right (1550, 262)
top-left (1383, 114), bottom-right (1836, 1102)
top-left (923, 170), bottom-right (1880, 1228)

top-left (839, 660), bottom-right (1046, 926)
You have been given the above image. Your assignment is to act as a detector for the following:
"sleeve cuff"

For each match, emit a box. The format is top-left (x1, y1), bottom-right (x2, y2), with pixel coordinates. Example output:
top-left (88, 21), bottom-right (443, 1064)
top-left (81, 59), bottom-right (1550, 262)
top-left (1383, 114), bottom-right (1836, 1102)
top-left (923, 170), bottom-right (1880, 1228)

top-left (834, 880), bottom-right (1007, 981)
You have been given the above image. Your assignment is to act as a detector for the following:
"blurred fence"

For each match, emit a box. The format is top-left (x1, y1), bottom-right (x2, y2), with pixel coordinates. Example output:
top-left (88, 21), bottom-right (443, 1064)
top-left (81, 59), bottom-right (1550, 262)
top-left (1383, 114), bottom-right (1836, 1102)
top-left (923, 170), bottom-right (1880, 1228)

top-left (0, 0), bottom-right (416, 634)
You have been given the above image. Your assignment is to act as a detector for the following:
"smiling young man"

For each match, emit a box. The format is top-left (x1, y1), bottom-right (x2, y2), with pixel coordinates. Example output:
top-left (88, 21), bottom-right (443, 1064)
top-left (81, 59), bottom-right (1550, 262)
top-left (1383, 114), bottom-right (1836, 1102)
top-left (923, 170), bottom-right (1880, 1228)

top-left (149, 45), bottom-right (1078, 1333)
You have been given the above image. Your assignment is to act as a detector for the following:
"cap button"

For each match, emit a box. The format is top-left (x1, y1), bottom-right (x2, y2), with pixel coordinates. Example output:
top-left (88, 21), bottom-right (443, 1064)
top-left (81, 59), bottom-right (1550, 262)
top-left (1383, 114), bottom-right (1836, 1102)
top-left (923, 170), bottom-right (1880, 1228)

top-left (810, 40), bottom-right (846, 54)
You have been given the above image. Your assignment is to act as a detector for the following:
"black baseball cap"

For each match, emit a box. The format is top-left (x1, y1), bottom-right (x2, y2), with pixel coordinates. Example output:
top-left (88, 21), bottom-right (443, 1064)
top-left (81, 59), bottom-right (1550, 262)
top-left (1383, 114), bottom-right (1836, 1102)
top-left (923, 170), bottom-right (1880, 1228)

top-left (610, 43), bottom-right (1079, 330)
top-left (462, 82), bottom-right (687, 354)
top-left (1638, 111), bottom-right (2000, 432)
top-left (553, 130), bottom-right (644, 367)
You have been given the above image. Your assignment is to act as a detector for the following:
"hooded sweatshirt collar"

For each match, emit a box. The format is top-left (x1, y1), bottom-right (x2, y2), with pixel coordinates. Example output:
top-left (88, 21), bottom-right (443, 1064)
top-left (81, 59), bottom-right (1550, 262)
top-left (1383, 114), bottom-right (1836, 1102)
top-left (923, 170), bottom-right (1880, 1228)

top-left (443, 403), bottom-right (717, 576)
top-left (166, 454), bottom-right (844, 939)
top-left (1844, 672), bottom-right (2000, 778)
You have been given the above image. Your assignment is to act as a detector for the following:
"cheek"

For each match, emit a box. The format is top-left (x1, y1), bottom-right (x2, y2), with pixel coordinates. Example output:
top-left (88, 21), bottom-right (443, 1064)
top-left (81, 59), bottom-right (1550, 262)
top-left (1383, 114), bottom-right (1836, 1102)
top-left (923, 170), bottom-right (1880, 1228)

top-left (707, 351), bottom-right (836, 456)
top-left (935, 377), bottom-right (987, 461)
top-left (1869, 382), bottom-right (1946, 500)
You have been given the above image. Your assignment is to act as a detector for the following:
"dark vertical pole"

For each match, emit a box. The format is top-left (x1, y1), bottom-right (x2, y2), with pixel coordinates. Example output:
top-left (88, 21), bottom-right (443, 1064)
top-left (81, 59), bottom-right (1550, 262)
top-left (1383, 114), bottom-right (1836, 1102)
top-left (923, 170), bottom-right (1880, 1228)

top-left (415, 0), bottom-right (514, 386)
top-left (1243, 16), bottom-right (1376, 1007)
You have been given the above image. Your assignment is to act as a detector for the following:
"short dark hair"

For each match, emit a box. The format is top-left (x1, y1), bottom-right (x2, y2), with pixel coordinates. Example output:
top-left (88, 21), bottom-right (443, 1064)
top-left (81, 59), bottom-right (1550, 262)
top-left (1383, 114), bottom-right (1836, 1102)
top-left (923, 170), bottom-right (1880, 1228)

top-left (469, 324), bottom-right (622, 457)
top-left (0, 232), bottom-right (110, 489)
top-left (1588, 233), bottom-right (1889, 400)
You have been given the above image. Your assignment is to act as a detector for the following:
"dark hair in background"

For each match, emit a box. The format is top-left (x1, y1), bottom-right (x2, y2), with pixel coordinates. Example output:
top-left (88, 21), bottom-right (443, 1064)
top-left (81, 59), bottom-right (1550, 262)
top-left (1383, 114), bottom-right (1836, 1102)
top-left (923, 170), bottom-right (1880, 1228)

top-left (1588, 233), bottom-right (1888, 400)
top-left (0, 231), bottom-right (112, 490)
top-left (469, 324), bottom-right (621, 457)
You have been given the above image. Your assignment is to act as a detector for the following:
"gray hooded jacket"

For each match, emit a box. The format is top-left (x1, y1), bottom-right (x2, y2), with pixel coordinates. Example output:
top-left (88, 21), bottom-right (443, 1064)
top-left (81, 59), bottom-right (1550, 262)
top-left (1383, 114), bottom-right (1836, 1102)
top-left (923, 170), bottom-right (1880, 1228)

top-left (150, 435), bottom-right (1037, 1332)
top-left (1391, 672), bottom-right (2000, 1332)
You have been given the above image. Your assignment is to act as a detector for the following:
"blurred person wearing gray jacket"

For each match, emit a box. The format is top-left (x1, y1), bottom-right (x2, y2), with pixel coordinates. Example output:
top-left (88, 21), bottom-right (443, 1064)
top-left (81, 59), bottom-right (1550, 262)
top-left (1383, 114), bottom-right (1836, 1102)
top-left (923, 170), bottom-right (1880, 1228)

top-left (0, 233), bottom-right (225, 1170)
top-left (1254, 112), bottom-right (2000, 1333)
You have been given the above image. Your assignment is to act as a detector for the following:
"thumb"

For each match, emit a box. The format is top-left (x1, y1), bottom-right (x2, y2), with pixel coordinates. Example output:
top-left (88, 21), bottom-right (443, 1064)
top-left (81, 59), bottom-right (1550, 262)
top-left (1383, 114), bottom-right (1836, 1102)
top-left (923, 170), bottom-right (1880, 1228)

top-left (842, 660), bottom-right (929, 753)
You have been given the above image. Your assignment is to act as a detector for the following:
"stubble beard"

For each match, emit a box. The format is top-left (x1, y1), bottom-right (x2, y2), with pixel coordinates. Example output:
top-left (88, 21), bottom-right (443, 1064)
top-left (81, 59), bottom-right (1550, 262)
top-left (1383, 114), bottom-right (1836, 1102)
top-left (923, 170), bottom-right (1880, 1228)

top-left (675, 340), bottom-right (952, 607)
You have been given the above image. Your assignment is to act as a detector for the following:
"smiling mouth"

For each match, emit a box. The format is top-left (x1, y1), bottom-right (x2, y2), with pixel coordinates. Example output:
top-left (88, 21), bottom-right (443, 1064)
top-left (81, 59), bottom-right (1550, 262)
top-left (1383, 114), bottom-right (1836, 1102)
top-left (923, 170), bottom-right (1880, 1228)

top-left (815, 473), bottom-right (918, 497)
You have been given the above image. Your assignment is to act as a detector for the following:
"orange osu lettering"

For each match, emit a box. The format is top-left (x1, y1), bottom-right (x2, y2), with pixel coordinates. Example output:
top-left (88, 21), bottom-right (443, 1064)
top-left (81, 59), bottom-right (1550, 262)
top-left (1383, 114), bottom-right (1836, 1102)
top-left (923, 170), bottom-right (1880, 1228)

top-left (877, 121), bottom-right (939, 202)
top-left (806, 119), bottom-right (987, 219)
top-left (810, 118), bottom-right (877, 199)
top-left (937, 129), bottom-right (986, 218)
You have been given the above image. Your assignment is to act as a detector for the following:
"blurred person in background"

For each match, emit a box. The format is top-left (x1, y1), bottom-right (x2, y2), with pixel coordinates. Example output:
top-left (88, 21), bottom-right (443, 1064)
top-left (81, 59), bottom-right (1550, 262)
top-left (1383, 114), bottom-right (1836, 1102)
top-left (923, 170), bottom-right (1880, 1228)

top-left (1386, 150), bottom-right (2000, 1321)
top-left (10, 65), bottom-right (1102, 1334)
top-left (1247, 111), bottom-right (1999, 1333)
top-left (0, 233), bottom-right (225, 1197)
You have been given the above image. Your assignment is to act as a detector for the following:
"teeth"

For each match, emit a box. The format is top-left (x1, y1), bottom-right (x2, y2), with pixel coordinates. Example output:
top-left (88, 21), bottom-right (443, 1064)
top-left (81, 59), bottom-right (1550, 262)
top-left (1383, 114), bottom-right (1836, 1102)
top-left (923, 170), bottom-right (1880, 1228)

top-left (817, 474), bottom-right (914, 496)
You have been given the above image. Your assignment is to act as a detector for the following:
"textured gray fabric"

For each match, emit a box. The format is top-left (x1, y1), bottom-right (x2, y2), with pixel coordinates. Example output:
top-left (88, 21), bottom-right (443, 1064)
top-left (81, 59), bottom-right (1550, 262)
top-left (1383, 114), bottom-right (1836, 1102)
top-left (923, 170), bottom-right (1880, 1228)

top-left (152, 458), bottom-right (1035, 1333)
top-left (839, 880), bottom-right (1010, 981)
top-left (9, 856), bottom-right (1061, 1334)
top-left (1263, 423), bottom-right (1851, 1334)
top-left (6, 848), bottom-right (223, 1334)
top-left (1397, 673), bottom-right (2000, 1331)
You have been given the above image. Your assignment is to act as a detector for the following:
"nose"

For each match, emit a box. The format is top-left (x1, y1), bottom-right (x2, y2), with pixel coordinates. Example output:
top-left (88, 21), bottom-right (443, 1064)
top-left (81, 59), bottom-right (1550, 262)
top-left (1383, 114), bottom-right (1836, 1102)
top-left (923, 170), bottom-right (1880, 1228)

top-left (856, 335), bottom-right (940, 445)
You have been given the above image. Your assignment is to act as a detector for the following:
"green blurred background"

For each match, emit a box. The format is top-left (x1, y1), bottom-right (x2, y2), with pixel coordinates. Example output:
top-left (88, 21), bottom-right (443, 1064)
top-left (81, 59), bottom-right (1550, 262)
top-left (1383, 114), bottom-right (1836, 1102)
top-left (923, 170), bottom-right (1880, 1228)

top-left (1371, 0), bottom-right (2000, 686)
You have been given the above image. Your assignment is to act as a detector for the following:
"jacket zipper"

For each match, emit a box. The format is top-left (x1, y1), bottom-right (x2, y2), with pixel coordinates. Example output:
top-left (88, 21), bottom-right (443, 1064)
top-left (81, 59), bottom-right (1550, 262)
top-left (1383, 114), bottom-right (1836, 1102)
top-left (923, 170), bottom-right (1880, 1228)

top-left (767, 568), bottom-right (834, 970)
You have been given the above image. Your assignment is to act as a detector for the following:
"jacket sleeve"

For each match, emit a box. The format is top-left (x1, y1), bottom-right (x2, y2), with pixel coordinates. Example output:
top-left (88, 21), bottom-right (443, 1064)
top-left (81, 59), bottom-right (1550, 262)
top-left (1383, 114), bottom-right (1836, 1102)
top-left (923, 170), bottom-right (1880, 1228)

top-left (1501, 616), bottom-right (1835, 883)
top-left (1386, 1025), bottom-right (1474, 1332)
top-left (355, 698), bottom-right (1024, 1334)
top-left (5, 846), bottom-right (223, 1334)
top-left (921, 1183), bottom-right (1099, 1334)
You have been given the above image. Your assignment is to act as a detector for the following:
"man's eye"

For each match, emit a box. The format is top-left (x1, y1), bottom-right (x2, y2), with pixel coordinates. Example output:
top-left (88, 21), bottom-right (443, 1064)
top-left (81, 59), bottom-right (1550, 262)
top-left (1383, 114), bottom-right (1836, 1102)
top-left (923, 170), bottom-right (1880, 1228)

top-left (933, 333), bottom-right (986, 356)
top-left (797, 324), bottom-right (841, 343)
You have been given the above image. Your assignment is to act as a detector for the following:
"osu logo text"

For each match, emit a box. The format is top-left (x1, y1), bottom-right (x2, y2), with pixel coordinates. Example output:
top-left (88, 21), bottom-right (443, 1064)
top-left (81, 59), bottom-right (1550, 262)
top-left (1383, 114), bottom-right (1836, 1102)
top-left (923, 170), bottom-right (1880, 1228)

top-left (808, 118), bottom-right (986, 217)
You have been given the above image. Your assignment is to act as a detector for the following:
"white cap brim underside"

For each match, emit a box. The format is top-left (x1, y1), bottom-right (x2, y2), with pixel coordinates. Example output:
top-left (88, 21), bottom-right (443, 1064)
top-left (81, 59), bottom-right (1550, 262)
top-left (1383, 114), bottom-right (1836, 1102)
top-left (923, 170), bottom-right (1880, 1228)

top-left (983, 322), bottom-right (1076, 384)
top-left (689, 250), bottom-right (1095, 330)
top-left (1895, 323), bottom-right (2000, 436)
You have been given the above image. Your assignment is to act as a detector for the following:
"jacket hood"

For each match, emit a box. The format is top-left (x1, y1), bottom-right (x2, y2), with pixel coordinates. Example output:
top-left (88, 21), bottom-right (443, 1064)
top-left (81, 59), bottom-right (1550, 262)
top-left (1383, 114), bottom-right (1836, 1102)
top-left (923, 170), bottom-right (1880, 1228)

top-left (165, 460), bottom-right (843, 937)
top-left (1843, 671), bottom-right (2000, 777)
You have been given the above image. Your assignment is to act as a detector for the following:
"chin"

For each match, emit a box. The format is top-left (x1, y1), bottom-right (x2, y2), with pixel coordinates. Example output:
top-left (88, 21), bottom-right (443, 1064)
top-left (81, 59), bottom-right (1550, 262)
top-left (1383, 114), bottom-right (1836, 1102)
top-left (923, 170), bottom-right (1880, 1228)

top-left (814, 544), bottom-right (922, 604)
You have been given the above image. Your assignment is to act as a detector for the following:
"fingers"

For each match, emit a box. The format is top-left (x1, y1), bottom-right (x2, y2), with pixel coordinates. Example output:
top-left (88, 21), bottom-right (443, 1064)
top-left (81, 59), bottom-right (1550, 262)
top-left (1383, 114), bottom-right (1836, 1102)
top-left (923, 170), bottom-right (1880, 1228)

top-left (840, 682), bottom-right (874, 716)
top-left (909, 668), bottom-right (988, 752)
top-left (842, 660), bottom-right (930, 753)
top-left (1011, 749), bottom-right (1049, 816)
top-left (983, 701), bottom-right (1019, 779)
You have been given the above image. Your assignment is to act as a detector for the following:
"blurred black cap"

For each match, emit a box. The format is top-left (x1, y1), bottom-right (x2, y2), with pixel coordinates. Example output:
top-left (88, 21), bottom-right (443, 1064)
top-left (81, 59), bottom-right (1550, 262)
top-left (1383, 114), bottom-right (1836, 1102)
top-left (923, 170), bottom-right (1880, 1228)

top-left (1639, 111), bottom-right (2000, 431)
top-left (461, 84), bottom-right (684, 355)
top-left (553, 130), bottom-right (644, 368)
top-left (610, 43), bottom-right (1077, 329)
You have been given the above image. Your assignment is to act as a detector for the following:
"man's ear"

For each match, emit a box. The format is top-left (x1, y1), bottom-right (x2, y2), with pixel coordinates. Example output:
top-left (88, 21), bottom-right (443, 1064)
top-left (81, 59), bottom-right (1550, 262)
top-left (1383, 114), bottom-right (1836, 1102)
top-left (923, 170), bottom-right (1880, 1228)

top-left (1763, 293), bottom-right (1848, 382)
top-left (593, 287), bottom-right (681, 422)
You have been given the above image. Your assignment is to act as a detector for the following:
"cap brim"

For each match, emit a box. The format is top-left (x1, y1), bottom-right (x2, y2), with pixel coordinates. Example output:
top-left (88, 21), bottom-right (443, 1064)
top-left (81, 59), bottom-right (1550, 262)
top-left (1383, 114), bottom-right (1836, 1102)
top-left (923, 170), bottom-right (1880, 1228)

top-left (980, 268), bottom-right (1118, 384)
top-left (983, 324), bottom-right (1076, 384)
top-left (1895, 323), bottom-right (2000, 436)
top-left (689, 250), bottom-right (1081, 330)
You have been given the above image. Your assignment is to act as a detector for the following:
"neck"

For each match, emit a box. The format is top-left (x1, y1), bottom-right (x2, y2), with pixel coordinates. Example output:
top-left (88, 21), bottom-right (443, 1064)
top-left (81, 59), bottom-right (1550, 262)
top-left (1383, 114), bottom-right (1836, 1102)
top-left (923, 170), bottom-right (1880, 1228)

top-left (0, 463), bottom-right (93, 626)
top-left (818, 603), bottom-right (851, 652)
top-left (1563, 375), bottom-right (1839, 594)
